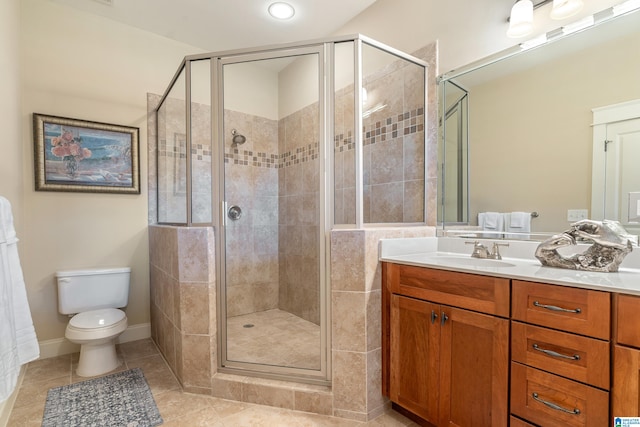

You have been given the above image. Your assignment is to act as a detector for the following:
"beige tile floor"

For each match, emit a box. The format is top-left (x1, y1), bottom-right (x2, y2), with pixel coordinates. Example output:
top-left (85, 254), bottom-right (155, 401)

top-left (227, 309), bottom-right (321, 369)
top-left (6, 338), bottom-right (418, 426)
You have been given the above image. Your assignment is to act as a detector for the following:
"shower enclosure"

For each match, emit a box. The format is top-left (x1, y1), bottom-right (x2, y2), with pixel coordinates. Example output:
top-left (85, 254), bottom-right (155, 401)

top-left (153, 35), bottom-right (427, 384)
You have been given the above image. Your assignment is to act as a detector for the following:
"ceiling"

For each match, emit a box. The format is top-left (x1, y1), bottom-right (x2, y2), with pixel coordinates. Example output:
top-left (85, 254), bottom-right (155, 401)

top-left (50, 0), bottom-right (378, 52)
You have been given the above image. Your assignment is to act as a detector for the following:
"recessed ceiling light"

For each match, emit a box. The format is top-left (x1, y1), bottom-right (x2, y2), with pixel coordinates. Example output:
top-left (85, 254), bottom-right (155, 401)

top-left (268, 2), bottom-right (295, 20)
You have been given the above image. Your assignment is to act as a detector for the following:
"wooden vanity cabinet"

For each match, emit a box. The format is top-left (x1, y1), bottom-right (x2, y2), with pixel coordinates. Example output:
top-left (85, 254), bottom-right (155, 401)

top-left (381, 262), bottom-right (640, 426)
top-left (383, 263), bottom-right (510, 427)
top-left (612, 294), bottom-right (640, 418)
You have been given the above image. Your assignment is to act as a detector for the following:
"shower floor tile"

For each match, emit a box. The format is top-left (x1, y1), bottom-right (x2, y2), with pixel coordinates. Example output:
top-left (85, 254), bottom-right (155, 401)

top-left (226, 309), bottom-right (321, 369)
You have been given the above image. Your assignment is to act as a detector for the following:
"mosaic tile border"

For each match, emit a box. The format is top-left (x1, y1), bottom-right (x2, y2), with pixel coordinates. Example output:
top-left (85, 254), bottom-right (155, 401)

top-left (224, 142), bottom-right (319, 169)
top-left (335, 107), bottom-right (425, 152)
top-left (159, 108), bottom-right (424, 168)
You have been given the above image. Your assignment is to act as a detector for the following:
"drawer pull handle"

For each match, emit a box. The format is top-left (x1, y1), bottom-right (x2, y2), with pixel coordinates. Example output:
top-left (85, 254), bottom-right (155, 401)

top-left (431, 310), bottom-right (438, 324)
top-left (532, 344), bottom-right (581, 361)
top-left (532, 393), bottom-right (581, 415)
top-left (533, 301), bottom-right (581, 314)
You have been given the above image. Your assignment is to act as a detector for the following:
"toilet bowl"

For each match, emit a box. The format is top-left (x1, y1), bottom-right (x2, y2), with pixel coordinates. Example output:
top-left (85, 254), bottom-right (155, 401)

top-left (65, 308), bottom-right (128, 377)
top-left (56, 267), bottom-right (130, 377)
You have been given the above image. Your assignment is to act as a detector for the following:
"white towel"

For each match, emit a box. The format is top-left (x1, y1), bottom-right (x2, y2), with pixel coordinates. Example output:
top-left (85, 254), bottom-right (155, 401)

top-left (0, 197), bottom-right (39, 403)
top-left (478, 212), bottom-right (504, 238)
top-left (505, 212), bottom-right (531, 239)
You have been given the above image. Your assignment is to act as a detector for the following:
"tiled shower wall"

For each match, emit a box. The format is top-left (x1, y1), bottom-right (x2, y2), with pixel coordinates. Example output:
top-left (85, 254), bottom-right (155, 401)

top-left (224, 107), bottom-right (320, 324)
top-left (278, 103), bottom-right (320, 325)
top-left (156, 98), bottom-right (212, 224)
top-left (223, 110), bottom-right (280, 317)
top-left (148, 225), bottom-right (216, 394)
top-left (334, 54), bottom-right (426, 224)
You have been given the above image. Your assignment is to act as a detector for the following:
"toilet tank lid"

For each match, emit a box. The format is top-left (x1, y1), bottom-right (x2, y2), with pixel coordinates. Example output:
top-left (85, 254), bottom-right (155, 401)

top-left (56, 267), bottom-right (131, 277)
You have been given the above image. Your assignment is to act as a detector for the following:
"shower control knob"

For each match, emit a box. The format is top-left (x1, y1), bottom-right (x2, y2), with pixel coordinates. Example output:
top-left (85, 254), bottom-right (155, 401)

top-left (228, 205), bottom-right (242, 221)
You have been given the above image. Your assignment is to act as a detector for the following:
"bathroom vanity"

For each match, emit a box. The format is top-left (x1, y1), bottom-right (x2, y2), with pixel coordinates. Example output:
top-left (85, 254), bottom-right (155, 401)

top-left (380, 238), bottom-right (640, 427)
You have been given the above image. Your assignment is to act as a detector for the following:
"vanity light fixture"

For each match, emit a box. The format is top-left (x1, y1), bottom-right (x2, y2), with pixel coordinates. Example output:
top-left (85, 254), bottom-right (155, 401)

top-left (268, 2), bottom-right (295, 20)
top-left (517, 0), bottom-right (640, 52)
top-left (549, 0), bottom-right (584, 20)
top-left (507, 0), bottom-right (584, 38)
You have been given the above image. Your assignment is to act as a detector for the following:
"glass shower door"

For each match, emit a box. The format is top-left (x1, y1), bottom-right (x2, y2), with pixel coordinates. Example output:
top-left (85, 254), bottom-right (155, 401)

top-left (219, 48), bottom-right (326, 379)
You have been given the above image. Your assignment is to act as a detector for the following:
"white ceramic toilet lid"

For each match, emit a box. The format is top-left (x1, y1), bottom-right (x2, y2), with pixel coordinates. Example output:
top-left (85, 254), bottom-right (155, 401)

top-left (69, 308), bottom-right (125, 329)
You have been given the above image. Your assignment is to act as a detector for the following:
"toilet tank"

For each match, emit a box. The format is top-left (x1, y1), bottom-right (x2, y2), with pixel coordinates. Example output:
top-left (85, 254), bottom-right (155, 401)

top-left (56, 267), bottom-right (130, 315)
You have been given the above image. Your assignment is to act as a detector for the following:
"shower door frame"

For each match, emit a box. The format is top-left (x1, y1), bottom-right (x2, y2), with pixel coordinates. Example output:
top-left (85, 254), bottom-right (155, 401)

top-left (213, 43), bottom-right (332, 384)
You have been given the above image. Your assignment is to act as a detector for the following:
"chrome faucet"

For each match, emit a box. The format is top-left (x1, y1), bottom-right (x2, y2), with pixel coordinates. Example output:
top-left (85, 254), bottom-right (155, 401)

top-left (466, 241), bottom-right (490, 258)
top-left (466, 241), bottom-right (510, 260)
top-left (488, 242), bottom-right (509, 260)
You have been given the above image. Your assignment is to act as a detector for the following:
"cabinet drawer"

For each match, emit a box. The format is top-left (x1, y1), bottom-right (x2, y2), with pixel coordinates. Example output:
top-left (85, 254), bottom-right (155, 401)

top-left (512, 321), bottom-right (610, 389)
top-left (511, 363), bottom-right (609, 427)
top-left (385, 263), bottom-right (510, 317)
top-left (512, 280), bottom-right (610, 339)
top-left (616, 294), bottom-right (640, 348)
top-left (510, 416), bottom-right (536, 427)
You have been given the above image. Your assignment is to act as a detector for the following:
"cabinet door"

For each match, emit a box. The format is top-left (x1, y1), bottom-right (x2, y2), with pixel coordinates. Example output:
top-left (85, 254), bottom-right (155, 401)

top-left (390, 295), bottom-right (440, 424)
top-left (438, 306), bottom-right (509, 427)
top-left (612, 345), bottom-right (640, 418)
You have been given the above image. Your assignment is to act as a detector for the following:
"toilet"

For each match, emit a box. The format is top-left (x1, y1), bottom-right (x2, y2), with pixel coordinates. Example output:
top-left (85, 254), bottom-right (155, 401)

top-left (56, 267), bottom-right (130, 377)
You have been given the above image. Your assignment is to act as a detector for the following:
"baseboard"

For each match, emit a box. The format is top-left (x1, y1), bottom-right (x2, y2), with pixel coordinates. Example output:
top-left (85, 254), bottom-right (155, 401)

top-left (0, 366), bottom-right (25, 427)
top-left (39, 322), bottom-right (151, 359)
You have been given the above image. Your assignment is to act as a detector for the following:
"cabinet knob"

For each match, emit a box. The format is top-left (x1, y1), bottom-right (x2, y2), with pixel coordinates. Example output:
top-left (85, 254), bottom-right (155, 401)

top-left (431, 310), bottom-right (438, 324)
top-left (441, 312), bottom-right (449, 325)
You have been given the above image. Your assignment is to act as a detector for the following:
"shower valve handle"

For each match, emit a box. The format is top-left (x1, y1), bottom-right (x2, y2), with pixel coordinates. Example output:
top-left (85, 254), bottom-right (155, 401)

top-left (228, 205), bottom-right (242, 221)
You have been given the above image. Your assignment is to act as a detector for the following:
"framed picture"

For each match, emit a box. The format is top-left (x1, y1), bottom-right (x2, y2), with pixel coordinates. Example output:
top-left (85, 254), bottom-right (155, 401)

top-left (33, 113), bottom-right (140, 194)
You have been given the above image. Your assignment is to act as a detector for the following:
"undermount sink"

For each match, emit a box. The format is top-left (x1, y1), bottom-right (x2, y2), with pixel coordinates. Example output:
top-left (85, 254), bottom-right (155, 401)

top-left (426, 255), bottom-right (516, 268)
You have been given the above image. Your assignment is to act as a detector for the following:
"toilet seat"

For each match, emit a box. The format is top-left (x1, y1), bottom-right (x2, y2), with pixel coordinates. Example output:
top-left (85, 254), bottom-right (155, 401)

top-left (69, 308), bottom-right (126, 330)
top-left (66, 308), bottom-right (127, 342)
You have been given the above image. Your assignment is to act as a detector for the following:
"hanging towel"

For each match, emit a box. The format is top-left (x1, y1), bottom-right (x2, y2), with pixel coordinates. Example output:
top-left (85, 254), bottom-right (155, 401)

top-left (478, 212), bottom-right (504, 238)
top-left (505, 212), bottom-right (532, 239)
top-left (0, 196), bottom-right (39, 403)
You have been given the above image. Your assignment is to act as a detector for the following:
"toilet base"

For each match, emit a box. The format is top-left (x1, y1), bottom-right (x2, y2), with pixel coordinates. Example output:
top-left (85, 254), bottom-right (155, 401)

top-left (76, 340), bottom-right (122, 377)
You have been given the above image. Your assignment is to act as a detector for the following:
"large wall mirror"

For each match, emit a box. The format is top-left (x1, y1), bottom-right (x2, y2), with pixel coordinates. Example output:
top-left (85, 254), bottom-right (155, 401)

top-left (438, 6), bottom-right (640, 241)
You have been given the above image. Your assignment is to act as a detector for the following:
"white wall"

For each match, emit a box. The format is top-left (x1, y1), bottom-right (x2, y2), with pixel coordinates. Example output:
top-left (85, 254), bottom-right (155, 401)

top-left (0, 0), bottom-right (23, 229)
top-left (224, 62), bottom-right (279, 120)
top-left (19, 0), bottom-right (205, 343)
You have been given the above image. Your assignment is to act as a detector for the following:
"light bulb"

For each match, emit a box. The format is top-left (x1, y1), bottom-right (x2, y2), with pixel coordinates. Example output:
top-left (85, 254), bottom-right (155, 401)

top-left (507, 0), bottom-right (534, 38)
top-left (268, 2), bottom-right (295, 20)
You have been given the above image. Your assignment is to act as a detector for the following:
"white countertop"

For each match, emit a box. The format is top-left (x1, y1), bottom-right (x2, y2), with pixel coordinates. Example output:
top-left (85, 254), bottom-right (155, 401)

top-left (380, 237), bottom-right (640, 296)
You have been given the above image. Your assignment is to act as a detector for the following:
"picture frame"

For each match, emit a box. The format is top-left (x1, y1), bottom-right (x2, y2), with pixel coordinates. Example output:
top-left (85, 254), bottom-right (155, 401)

top-left (33, 113), bottom-right (140, 194)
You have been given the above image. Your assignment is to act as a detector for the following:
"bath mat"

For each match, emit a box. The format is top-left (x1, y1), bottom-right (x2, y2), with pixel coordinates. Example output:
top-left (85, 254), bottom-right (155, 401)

top-left (41, 367), bottom-right (163, 427)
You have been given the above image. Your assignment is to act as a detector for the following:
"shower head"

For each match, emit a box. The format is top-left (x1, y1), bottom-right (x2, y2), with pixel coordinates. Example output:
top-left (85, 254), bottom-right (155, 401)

top-left (231, 129), bottom-right (246, 145)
